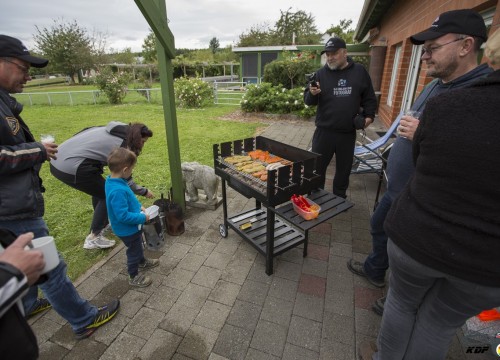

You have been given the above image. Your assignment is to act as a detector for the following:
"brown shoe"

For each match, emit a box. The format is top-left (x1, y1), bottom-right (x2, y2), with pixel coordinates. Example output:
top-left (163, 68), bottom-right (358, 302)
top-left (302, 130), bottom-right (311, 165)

top-left (358, 340), bottom-right (377, 360)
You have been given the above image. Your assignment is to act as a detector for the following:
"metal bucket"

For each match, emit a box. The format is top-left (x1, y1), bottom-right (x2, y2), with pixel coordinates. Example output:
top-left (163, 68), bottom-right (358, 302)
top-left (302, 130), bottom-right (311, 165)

top-left (142, 215), bottom-right (165, 250)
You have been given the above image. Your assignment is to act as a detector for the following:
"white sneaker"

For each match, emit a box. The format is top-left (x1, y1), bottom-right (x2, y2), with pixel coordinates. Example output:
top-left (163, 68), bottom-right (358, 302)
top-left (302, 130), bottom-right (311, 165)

top-left (100, 224), bottom-right (113, 237)
top-left (83, 233), bottom-right (115, 250)
top-left (83, 234), bottom-right (98, 249)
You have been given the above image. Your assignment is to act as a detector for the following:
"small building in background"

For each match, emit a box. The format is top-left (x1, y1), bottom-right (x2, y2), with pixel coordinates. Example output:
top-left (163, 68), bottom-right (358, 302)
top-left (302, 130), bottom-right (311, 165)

top-left (232, 43), bottom-right (370, 84)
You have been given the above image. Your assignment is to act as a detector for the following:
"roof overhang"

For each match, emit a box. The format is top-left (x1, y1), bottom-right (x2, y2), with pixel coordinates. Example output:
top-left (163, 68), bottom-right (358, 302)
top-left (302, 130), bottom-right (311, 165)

top-left (233, 43), bottom-right (369, 55)
top-left (354, 0), bottom-right (396, 42)
top-left (232, 45), bottom-right (298, 53)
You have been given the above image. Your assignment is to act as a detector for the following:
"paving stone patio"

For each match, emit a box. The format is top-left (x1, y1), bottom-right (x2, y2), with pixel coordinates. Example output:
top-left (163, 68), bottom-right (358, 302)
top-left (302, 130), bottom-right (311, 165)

top-left (29, 117), bottom-right (495, 360)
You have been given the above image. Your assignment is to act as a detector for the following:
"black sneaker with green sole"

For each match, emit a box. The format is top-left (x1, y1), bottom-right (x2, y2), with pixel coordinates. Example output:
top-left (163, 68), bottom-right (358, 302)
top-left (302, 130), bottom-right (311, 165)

top-left (74, 299), bottom-right (120, 339)
top-left (27, 298), bottom-right (51, 318)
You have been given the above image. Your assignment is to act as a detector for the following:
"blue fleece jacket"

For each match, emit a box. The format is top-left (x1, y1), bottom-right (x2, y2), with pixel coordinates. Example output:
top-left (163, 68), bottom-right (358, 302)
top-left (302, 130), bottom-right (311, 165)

top-left (105, 176), bottom-right (146, 237)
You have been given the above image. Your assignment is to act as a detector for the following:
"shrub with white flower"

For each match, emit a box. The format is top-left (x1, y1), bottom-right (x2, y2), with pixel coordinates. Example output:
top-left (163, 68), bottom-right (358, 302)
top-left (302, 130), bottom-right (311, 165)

top-left (173, 77), bottom-right (213, 108)
top-left (95, 67), bottom-right (131, 104)
top-left (240, 82), bottom-right (316, 118)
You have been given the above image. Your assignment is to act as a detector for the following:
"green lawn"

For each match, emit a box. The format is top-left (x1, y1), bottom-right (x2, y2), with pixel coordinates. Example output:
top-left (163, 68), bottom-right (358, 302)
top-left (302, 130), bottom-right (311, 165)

top-left (23, 103), bottom-right (265, 280)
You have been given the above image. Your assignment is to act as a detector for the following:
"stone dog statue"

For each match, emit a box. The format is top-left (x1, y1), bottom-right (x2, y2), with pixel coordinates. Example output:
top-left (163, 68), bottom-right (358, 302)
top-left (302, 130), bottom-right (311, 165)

top-left (181, 162), bottom-right (219, 205)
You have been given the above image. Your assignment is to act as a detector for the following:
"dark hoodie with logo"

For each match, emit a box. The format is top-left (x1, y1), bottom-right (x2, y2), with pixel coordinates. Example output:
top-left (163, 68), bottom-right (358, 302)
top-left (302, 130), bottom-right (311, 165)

top-left (304, 59), bottom-right (377, 132)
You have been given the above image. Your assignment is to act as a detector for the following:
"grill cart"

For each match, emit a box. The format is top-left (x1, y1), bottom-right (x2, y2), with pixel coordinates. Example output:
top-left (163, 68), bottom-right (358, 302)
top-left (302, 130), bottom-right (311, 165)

top-left (214, 136), bottom-right (353, 275)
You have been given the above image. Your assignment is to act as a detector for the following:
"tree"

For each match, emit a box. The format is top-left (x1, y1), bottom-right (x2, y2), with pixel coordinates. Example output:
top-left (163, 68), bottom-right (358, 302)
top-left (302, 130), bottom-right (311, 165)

top-left (34, 19), bottom-right (99, 83)
top-left (209, 37), bottom-right (220, 54)
top-left (173, 54), bottom-right (192, 76)
top-left (106, 48), bottom-right (136, 65)
top-left (142, 30), bottom-right (157, 63)
top-left (326, 19), bottom-right (355, 44)
top-left (274, 8), bottom-right (320, 45)
top-left (263, 51), bottom-right (316, 89)
top-left (237, 23), bottom-right (273, 47)
top-left (237, 10), bottom-right (321, 47)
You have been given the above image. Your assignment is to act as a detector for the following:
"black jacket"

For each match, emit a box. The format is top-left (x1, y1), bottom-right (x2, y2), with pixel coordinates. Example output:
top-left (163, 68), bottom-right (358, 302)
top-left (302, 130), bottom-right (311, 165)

top-left (0, 261), bottom-right (38, 359)
top-left (304, 59), bottom-right (377, 132)
top-left (0, 89), bottom-right (47, 220)
top-left (385, 70), bottom-right (500, 287)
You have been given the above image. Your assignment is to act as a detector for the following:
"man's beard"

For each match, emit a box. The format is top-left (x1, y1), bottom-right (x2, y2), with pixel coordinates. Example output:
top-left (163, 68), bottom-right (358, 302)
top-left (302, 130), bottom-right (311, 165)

top-left (426, 55), bottom-right (459, 81)
top-left (327, 62), bottom-right (339, 70)
top-left (327, 58), bottom-right (347, 70)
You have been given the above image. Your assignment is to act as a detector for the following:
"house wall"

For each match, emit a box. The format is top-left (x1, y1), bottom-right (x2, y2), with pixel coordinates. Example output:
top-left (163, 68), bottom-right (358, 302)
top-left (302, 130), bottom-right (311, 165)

top-left (369, 0), bottom-right (499, 127)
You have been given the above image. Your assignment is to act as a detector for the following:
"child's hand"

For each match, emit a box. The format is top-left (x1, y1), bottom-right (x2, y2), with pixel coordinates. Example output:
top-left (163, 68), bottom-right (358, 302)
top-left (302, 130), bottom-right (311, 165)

top-left (141, 206), bottom-right (146, 212)
top-left (145, 214), bottom-right (150, 222)
top-left (145, 190), bottom-right (154, 199)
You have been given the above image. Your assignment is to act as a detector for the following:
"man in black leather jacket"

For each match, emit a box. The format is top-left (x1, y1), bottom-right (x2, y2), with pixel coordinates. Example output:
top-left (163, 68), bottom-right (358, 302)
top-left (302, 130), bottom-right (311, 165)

top-left (0, 34), bottom-right (119, 341)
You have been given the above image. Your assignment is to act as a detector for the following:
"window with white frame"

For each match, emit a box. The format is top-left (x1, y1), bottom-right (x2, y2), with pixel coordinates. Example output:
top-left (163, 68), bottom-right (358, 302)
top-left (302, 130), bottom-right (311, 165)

top-left (387, 44), bottom-right (401, 107)
top-left (401, 44), bottom-right (423, 112)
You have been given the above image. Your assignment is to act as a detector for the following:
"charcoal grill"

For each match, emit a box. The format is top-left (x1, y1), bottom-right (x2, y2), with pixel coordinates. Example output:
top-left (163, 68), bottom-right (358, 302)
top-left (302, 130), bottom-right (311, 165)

top-left (214, 136), bottom-right (353, 275)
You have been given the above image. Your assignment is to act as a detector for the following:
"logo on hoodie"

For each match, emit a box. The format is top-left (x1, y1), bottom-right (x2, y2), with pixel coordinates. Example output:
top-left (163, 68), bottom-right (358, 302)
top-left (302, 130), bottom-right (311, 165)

top-left (6, 117), bottom-right (20, 135)
top-left (333, 79), bottom-right (352, 97)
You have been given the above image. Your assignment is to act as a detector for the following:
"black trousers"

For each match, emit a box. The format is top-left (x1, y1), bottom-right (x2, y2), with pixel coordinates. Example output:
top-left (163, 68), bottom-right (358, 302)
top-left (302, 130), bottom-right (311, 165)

top-left (311, 127), bottom-right (356, 198)
top-left (50, 160), bottom-right (108, 235)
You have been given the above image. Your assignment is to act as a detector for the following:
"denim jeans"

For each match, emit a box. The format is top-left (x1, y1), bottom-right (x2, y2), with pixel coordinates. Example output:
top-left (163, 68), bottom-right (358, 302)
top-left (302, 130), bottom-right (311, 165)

top-left (0, 218), bottom-right (98, 331)
top-left (120, 231), bottom-right (145, 278)
top-left (363, 192), bottom-right (393, 282)
top-left (375, 240), bottom-right (500, 360)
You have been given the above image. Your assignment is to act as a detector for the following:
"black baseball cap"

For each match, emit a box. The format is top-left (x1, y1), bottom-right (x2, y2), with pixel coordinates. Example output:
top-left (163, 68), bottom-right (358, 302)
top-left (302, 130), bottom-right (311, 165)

top-left (0, 35), bottom-right (48, 68)
top-left (410, 9), bottom-right (487, 45)
top-left (321, 37), bottom-right (346, 55)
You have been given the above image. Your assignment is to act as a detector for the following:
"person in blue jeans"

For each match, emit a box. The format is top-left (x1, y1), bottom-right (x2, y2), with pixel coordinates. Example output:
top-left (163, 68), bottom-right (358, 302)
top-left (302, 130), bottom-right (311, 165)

top-left (0, 34), bottom-right (119, 339)
top-left (372, 27), bottom-right (500, 360)
top-left (347, 9), bottom-right (493, 318)
top-left (105, 147), bottom-right (159, 287)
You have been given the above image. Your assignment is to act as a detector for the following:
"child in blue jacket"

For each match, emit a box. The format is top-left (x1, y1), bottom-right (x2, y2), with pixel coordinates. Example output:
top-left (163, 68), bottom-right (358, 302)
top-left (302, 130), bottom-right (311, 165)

top-left (105, 148), bottom-right (158, 287)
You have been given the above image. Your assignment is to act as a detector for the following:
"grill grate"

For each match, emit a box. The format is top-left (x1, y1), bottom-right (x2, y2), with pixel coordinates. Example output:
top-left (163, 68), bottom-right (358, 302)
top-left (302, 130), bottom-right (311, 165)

top-left (214, 136), bottom-right (322, 206)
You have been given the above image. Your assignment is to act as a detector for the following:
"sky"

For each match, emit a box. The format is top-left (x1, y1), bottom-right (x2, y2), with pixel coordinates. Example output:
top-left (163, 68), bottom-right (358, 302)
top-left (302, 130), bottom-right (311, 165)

top-left (3, 0), bottom-right (366, 52)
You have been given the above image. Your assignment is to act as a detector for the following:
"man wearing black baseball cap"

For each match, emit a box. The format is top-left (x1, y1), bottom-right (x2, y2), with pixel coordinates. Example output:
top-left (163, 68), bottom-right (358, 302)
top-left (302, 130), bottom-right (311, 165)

top-left (320, 37), bottom-right (347, 55)
top-left (410, 8), bottom-right (487, 45)
top-left (354, 9), bottom-right (494, 360)
top-left (0, 35), bottom-right (49, 68)
top-left (0, 35), bottom-right (120, 342)
top-left (304, 37), bottom-right (377, 199)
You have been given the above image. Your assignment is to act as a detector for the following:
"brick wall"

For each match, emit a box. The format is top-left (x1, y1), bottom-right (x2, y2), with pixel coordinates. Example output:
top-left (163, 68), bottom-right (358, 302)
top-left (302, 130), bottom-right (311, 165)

top-left (370, 0), bottom-right (498, 127)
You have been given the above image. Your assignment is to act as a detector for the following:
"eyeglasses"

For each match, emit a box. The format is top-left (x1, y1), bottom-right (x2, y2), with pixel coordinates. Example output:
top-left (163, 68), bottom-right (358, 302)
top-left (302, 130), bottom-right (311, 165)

top-left (421, 37), bottom-right (466, 57)
top-left (1, 58), bottom-right (30, 75)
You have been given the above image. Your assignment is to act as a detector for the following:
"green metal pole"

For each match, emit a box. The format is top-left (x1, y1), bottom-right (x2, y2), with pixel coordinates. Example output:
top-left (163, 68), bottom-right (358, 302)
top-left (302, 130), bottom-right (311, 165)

top-left (134, 0), bottom-right (185, 210)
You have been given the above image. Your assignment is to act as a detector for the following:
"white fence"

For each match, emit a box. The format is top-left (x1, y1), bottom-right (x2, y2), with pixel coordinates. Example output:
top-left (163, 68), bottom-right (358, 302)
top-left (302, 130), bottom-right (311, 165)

top-left (15, 82), bottom-right (247, 107)
top-left (16, 88), bottom-right (163, 106)
top-left (213, 81), bottom-right (247, 106)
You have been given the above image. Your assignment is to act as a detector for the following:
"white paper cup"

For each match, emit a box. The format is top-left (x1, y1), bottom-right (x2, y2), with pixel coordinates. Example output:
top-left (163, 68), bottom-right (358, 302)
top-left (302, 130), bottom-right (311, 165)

top-left (31, 236), bottom-right (59, 274)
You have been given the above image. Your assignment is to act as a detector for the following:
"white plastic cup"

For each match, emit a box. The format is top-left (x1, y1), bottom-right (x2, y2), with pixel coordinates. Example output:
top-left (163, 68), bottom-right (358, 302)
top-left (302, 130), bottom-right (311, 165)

top-left (31, 236), bottom-right (59, 274)
top-left (40, 134), bottom-right (55, 144)
top-left (145, 205), bottom-right (159, 219)
top-left (398, 110), bottom-right (422, 137)
top-left (404, 110), bottom-right (422, 119)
